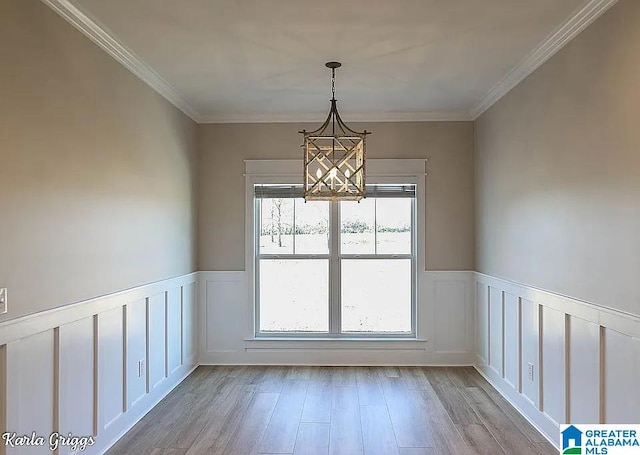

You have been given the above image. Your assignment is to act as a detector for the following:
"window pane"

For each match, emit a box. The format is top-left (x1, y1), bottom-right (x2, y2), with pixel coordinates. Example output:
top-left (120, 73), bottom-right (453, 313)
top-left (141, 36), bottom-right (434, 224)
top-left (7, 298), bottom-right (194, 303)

top-left (341, 259), bottom-right (412, 333)
top-left (376, 198), bottom-right (412, 254)
top-left (340, 198), bottom-right (375, 254)
top-left (260, 198), bottom-right (294, 254)
top-left (259, 259), bottom-right (329, 332)
top-left (294, 199), bottom-right (329, 254)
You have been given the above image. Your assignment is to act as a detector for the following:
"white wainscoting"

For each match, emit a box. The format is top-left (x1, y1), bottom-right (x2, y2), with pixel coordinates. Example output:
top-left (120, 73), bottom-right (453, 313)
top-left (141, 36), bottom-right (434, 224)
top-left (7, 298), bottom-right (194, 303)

top-left (0, 273), bottom-right (198, 455)
top-left (198, 270), bottom-right (475, 365)
top-left (474, 272), bottom-right (640, 448)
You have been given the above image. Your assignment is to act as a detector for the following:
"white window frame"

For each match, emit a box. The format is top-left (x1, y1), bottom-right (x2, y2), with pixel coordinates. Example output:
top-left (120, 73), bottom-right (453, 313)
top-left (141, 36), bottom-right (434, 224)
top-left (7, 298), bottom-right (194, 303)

top-left (244, 159), bottom-right (427, 340)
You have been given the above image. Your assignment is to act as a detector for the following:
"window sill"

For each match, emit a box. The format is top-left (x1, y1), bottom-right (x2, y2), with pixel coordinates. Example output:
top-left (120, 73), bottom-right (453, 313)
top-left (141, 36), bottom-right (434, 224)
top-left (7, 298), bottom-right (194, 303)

top-left (243, 337), bottom-right (428, 352)
top-left (245, 336), bottom-right (427, 342)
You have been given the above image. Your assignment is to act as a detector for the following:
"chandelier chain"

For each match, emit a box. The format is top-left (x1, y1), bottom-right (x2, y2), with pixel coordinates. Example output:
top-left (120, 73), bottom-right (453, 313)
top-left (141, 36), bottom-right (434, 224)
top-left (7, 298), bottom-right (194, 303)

top-left (331, 68), bottom-right (336, 100)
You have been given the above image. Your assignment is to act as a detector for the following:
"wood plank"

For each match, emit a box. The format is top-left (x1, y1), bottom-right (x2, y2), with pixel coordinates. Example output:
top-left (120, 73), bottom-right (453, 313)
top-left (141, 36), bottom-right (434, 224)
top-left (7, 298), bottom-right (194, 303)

top-left (301, 380), bottom-right (332, 423)
top-left (379, 367), bottom-right (400, 378)
top-left (260, 379), bottom-right (309, 453)
top-left (398, 367), bottom-right (431, 390)
top-left (288, 366), bottom-right (313, 379)
top-left (330, 367), bottom-right (357, 386)
top-left (534, 441), bottom-right (560, 455)
top-left (329, 386), bottom-right (363, 455)
top-left (185, 384), bottom-right (255, 454)
top-left (107, 388), bottom-right (201, 455)
top-left (443, 367), bottom-right (480, 388)
top-left (154, 377), bottom-right (238, 449)
top-left (460, 387), bottom-right (543, 455)
top-left (356, 367), bottom-right (386, 406)
top-left (426, 369), bottom-right (479, 425)
top-left (456, 424), bottom-right (506, 455)
top-left (256, 365), bottom-right (288, 393)
top-left (293, 423), bottom-right (330, 455)
top-left (222, 392), bottom-right (279, 455)
top-left (360, 405), bottom-right (400, 455)
top-left (398, 449), bottom-right (436, 455)
top-left (380, 377), bottom-right (437, 448)
top-left (150, 449), bottom-right (187, 455)
top-left (416, 388), bottom-right (471, 455)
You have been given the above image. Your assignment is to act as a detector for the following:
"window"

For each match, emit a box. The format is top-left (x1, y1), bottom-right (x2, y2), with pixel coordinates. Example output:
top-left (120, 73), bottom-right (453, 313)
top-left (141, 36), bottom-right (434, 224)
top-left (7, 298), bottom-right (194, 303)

top-left (254, 184), bottom-right (416, 337)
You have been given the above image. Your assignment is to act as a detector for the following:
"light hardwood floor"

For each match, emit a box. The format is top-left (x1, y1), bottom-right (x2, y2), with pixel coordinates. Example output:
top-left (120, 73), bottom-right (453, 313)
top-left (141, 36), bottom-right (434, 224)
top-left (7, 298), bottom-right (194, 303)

top-left (107, 366), bottom-right (557, 455)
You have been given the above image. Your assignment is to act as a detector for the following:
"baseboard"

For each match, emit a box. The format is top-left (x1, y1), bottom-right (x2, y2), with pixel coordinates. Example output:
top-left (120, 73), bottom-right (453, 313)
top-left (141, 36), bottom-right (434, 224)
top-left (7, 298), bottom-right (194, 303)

top-left (473, 364), bottom-right (559, 449)
top-left (92, 364), bottom-right (197, 455)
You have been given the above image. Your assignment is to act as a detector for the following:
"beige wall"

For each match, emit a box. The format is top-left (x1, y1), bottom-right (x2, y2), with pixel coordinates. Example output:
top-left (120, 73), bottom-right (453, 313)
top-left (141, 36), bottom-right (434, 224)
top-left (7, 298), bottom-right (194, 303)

top-left (475, 0), bottom-right (640, 314)
top-left (0, 0), bottom-right (198, 321)
top-left (198, 121), bottom-right (474, 271)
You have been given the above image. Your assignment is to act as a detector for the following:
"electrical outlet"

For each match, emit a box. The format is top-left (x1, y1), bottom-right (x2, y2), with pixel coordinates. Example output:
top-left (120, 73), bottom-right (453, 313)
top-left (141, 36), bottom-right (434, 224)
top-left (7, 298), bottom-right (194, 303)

top-left (0, 288), bottom-right (7, 314)
top-left (527, 362), bottom-right (534, 381)
top-left (138, 360), bottom-right (145, 378)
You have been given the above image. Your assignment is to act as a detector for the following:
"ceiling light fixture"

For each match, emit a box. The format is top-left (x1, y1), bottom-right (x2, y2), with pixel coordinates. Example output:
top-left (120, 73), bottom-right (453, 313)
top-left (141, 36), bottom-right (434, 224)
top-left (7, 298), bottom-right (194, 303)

top-left (301, 62), bottom-right (370, 201)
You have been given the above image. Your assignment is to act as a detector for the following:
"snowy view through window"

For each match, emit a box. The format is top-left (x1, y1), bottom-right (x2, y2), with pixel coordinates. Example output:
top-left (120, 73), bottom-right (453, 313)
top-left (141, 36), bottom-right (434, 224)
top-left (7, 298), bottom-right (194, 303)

top-left (257, 190), bottom-right (414, 334)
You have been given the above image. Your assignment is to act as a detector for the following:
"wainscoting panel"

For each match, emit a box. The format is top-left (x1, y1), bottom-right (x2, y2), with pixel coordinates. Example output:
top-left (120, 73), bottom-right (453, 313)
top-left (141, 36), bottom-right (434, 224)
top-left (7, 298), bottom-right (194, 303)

top-left (147, 293), bottom-right (166, 392)
top-left (166, 287), bottom-right (182, 377)
top-left (126, 298), bottom-right (147, 408)
top-left (603, 328), bottom-right (640, 424)
top-left (475, 272), bottom-right (640, 448)
top-left (182, 282), bottom-right (197, 363)
top-left (520, 298), bottom-right (540, 407)
top-left (568, 315), bottom-right (600, 424)
top-left (58, 317), bottom-right (95, 453)
top-left (489, 286), bottom-right (504, 376)
top-left (433, 279), bottom-right (468, 353)
top-left (98, 306), bottom-right (124, 431)
top-left (5, 330), bottom-right (55, 455)
top-left (541, 306), bottom-right (566, 426)
top-left (476, 282), bottom-right (489, 365)
top-left (0, 273), bottom-right (197, 455)
top-left (199, 271), bottom-right (475, 365)
top-left (503, 292), bottom-right (520, 391)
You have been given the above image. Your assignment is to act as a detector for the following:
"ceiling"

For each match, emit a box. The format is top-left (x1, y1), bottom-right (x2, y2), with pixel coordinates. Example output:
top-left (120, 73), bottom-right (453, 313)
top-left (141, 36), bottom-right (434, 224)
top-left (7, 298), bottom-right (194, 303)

top-left (64, 0), bottom-right (606, 122)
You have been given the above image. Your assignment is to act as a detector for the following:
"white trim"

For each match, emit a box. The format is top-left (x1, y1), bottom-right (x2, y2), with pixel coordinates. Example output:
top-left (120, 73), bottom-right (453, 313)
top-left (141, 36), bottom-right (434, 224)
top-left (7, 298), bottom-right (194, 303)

top-left (41, 0), bottom-right (199, 122)
top-left (1, 272), bottom-right (198, 455)
top-left (470, 0), bottom-right (619, 119)
top-left (473, 271), bottom-right (640, 449)
top-left (198, 110), bottom-right (472, 124)
top-left (475, 272), bottom-right (640, 338)
top-left (246, 162), bottom-right (423, 340)
top-left (0, 272), bottom-right (198, 346)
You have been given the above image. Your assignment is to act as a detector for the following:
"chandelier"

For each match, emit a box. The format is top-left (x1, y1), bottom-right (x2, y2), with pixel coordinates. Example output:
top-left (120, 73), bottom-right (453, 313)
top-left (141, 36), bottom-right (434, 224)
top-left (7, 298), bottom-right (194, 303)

top-left (301, 62), bottom-right (370, 201)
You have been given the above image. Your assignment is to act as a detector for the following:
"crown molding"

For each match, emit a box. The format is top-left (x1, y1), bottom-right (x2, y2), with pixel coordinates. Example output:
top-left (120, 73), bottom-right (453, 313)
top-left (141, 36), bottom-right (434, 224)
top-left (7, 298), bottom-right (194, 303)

top-left (43, 0), bottom-right (617, 125)
top-left (470, 0), bottom-right (619, 119)
top-left (41, 0), bottom-right (200, 121)
top-left (198, 110), bottom-right (473, 124)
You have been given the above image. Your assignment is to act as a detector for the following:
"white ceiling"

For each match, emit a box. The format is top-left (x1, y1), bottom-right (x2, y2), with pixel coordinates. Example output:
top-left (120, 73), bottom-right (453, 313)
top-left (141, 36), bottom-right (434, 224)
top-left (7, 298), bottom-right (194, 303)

top-left (65, 0), bottom-right (604, 121)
